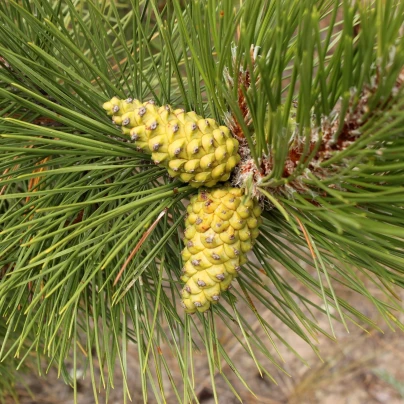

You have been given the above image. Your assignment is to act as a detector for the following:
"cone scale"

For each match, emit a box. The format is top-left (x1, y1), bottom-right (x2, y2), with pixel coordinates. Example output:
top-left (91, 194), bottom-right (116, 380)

top-left (180, 187), bottom-right (262, 313)
top-left (103, 97), bottom-right (241, 188)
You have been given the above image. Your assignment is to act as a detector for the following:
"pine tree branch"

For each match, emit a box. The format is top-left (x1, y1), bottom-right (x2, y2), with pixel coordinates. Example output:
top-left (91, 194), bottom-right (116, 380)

top-left (0, 1), bottom-right (404, 402)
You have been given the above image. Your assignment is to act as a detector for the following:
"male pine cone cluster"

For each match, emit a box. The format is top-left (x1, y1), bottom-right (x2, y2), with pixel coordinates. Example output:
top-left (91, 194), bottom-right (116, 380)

top-left (181, 187), bottom-right (262, 313)
top-left (103, 97), bottom-right (262, 313)
top-left (103, 97), bottom-right (240, 187)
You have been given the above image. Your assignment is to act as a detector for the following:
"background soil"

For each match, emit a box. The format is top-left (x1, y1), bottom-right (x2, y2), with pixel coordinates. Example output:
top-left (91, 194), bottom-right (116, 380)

top-left (6, 257), bottom-right (404, 404)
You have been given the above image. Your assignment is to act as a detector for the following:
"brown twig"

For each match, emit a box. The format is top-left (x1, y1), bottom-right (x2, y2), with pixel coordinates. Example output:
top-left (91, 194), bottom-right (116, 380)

top-left (26, 157), bottom-right (50, 203)
top-left (113, 208), bottom-right (168, 286)
top-left (294, 215), bottom-right (316, 260)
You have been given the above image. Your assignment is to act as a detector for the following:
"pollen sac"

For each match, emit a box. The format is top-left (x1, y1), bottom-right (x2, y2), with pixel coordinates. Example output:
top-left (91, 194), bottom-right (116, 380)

top-left (180, 186), bottom-right (262, 313)
top-left (103, 96), bottom-right (240, 187)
